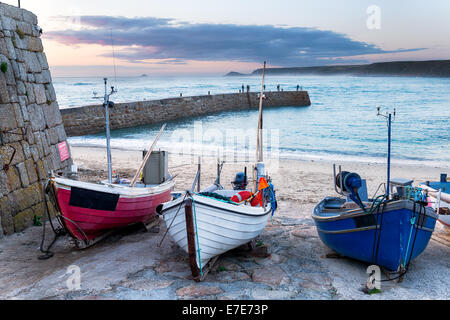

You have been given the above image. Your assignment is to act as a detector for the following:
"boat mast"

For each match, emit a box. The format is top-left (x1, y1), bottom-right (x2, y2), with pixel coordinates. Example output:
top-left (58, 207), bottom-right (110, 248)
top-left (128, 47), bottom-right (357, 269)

top-left (377, 107), bottom-right (395, 199)
top-left (254, 61), bottom-right (266, 192)
top-left (387, 113), bottom-right (392, 198)
top-left (103, 78), bottom-right (113, 184)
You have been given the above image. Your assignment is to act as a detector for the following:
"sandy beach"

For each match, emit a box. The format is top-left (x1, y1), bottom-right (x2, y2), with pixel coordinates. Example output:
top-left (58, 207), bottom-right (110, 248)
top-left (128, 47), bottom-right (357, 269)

top-left (70, 146), bottom-right (449, 205)
top-left (0, 145), bottom-right (448, 300)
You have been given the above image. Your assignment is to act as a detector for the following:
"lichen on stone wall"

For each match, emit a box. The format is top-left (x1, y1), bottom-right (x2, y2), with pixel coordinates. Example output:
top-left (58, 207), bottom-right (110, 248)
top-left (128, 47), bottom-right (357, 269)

top-left (0, 2), bottom-right (71, 236)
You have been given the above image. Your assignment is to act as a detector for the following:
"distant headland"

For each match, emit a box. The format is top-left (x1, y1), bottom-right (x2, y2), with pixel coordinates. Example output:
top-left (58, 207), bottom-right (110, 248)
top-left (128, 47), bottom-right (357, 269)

top-left (226, 60), bottom-right (450, 78)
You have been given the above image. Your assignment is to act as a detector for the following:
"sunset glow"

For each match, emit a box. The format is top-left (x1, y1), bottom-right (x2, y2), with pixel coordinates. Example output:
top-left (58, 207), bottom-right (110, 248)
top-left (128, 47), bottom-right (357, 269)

top-left (2, 0), bottom-right (449, 76)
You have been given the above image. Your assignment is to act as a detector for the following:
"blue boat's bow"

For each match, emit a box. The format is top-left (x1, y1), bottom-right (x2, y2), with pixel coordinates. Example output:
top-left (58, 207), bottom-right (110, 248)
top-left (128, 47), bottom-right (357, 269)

top-left (312, 173), bottom-right (438, 272)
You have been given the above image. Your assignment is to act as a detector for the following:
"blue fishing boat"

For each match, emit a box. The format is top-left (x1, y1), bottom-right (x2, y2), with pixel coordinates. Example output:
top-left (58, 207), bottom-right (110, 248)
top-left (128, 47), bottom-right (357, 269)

top-left (312, 109), bottom-right (438, 272)
top-left (313, 184), bottom-right (438, 271)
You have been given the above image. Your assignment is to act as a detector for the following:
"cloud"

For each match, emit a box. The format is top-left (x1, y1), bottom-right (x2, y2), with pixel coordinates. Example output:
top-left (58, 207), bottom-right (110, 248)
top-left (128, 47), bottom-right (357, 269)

top-left (45, 16), bottom-right (423, 66)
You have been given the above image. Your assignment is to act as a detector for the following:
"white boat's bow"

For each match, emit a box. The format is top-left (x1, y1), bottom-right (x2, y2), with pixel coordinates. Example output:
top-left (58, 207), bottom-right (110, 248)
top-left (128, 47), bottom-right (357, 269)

top-left (159, 189), bottom-right (272, 277)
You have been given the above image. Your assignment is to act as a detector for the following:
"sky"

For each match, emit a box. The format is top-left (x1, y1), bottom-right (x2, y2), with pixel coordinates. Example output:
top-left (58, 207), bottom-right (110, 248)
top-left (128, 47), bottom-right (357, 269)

top-left (3, 0), bottom-right (450, 76)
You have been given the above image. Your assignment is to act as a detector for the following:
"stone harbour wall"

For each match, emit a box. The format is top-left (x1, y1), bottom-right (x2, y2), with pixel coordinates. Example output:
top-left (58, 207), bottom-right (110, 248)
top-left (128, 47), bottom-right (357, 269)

top-left (0, 3), bottom-right (71, 236)
top-left (61, 91), bottom-right (311, 137)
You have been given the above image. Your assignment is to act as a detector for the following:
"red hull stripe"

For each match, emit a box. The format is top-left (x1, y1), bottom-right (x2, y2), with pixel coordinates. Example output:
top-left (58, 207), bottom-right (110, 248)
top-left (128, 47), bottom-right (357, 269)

top-left (56, 187), bottom-right (172, 241)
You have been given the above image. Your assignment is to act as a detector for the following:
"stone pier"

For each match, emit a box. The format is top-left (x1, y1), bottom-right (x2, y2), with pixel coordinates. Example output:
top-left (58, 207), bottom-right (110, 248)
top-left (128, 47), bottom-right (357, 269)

top-left (61, 91), bottom-right (311, 137)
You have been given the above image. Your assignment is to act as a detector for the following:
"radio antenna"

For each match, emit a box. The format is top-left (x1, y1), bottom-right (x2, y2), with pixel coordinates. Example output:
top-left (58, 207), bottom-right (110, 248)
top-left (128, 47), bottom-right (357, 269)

top-left (377, 106), bottom-right (396, 198)
top-left (110, 29), bottom-right (118, 85)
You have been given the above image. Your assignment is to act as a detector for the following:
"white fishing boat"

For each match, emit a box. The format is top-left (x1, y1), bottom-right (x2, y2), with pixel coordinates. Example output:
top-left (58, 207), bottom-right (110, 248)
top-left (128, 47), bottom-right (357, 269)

top-left (158, 187), bottom-right (273, 277)
top-left (433, 196), bottom-right (450, 228)
top-left (157, 62), bottom-right (277, 281)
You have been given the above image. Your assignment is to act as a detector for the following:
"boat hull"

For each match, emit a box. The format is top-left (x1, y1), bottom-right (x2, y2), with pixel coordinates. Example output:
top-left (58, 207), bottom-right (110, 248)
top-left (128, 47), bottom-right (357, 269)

top-left (312, 199), bottom-right (438, 271)
top-left (53, 177), bottom-right (174, 243)
top-left (160, 192), bottom-right (272, 269)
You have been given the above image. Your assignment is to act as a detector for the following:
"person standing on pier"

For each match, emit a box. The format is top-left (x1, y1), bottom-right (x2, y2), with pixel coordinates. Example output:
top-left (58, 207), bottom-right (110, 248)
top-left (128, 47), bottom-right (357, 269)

top-left (277, 84), bottom-right (280, 92)
top-left (242, 84), bottom-right (245, 92)
top-left (297, 85), bottom-right (299, 91)
top-left (247, 85), bottom-right (250, 93)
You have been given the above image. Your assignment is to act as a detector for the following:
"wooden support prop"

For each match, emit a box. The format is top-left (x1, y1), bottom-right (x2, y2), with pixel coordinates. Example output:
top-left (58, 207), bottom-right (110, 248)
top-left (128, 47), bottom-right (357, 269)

top-left (200, 256), bottom-right (219, 281)
top-left (184, 199), bottom-right (201, 281)
top-left (144, 216), bottom-right (161, 232)
top-left (130, 124), bottom-right (167, 187)
top-left (432, 223), bottom-right (450, 247)
top-left (231, 240), bottom-right (270, 258)
top-left (74, 230), bottom-right (114, 250)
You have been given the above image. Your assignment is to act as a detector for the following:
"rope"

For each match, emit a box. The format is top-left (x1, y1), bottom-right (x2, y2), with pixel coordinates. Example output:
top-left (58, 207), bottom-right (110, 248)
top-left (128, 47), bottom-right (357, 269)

top-left (38, 182), bottom-right (67, 260)
top-left (377, 200), bottom-right (427, 282)
top-left (371, 200), bottom-right (388, 265)
top-left (170, 163), bottom-right (195, 170)
top-left (44, 180), bottom-right (90, 247)
top-left (402, 202), bottom-right (417, 270)
top-left (364, 187), bottom-right (419, 280)
top-left (400, 187), bottom-right (427, 271)
top-left (158, 193), bottom-right (188, 247)
top-left (404, 201), bottom-right (425, 271)
top-left (371, 183), bottom-right (386, 200)
top-left (267, 183), bottom-right (278, 216)
top-left (57, 215), bottom-right (90, 245)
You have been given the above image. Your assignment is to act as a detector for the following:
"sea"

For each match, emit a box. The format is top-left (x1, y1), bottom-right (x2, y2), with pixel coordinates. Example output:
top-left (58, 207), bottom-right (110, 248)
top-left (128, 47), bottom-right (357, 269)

top-left (56, 75), bottom-right (450, 168)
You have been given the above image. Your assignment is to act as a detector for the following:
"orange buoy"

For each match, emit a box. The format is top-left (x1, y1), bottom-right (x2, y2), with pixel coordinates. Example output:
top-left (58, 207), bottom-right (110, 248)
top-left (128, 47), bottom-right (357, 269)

top-left (251, 191), bottom-right (263, 207)
top-left (231, 191), bottom-right (254, 204)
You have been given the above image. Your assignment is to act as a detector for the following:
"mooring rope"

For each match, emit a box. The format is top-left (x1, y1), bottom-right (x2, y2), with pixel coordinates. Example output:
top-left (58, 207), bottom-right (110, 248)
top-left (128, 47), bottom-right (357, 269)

top-left (374, 198), bottom-right (428, 282)
top-left (38, 181), bottom-right (68, 259)
top-left (371, 200), bottom-right (388, 266)
top-left (158, 192), bottom-right (188, 247)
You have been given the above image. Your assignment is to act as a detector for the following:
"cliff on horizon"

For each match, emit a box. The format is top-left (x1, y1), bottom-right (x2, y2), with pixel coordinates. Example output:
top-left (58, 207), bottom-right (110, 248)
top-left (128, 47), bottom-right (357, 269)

top-left (226, 60), bottom-right (450, 77)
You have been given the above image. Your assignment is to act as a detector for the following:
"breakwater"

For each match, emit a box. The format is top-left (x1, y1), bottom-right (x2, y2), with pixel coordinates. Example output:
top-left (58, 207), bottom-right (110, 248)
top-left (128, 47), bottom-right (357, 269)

top-left (61, 91), bottom-right (311, 137)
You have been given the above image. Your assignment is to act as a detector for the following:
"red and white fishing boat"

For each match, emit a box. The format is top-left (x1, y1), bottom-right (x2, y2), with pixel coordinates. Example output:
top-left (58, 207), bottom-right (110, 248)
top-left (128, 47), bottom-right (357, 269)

top-left (50, 177), bottom-right (174, 246)
top-left (47, 78), bottom-right (174, 248)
